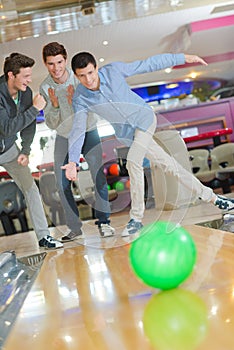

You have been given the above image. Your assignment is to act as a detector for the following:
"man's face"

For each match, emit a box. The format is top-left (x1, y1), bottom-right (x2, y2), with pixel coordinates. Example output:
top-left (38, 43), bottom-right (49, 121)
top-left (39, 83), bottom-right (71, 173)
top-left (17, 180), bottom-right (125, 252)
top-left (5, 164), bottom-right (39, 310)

top-left (75, 63), bottom-right (99, 91)
top-left (8, 67), bottom-right (33, 91)
top-left (44, 54), bottom-right (67, 82)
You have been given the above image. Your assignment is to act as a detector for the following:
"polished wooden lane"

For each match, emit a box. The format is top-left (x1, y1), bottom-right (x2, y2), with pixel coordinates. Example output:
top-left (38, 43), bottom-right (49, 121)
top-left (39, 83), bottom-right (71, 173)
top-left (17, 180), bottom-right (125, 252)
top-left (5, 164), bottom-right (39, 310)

top-left (1, 203), bottom-right (234, 350)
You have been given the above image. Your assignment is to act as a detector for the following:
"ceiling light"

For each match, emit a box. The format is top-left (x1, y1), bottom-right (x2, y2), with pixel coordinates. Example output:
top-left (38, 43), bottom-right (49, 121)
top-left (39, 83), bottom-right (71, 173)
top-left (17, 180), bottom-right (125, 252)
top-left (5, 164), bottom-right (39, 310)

top-left (190, 72), bottom-right (197, 79)
top-left (165, 68), bottom-right (172, 73)
top-left (102, 40), bottom-right (108, 46)
top-left (169, 0), bottom-right (184, 8)
top-left (47, 31), bottom-right (59, 35)
top-left (99, 57), bottom-right (105, 63)
top-left (166, 83), bottom-right (179, 89)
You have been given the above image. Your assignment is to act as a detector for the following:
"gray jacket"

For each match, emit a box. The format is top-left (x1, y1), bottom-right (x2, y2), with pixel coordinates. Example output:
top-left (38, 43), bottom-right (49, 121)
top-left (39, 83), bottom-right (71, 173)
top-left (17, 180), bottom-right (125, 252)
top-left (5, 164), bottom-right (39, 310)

top-left (0, 75), bottom-right (38, 155)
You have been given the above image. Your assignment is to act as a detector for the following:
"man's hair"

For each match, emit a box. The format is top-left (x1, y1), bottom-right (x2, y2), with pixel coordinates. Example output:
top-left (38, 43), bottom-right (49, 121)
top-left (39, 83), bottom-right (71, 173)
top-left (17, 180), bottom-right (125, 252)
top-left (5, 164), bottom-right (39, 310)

top-left (42, 42), bottom-right (67, 63)
top-left (3, 53), bottom-right (35, 80)
top-left (71, 52), bottom-right (97, 73)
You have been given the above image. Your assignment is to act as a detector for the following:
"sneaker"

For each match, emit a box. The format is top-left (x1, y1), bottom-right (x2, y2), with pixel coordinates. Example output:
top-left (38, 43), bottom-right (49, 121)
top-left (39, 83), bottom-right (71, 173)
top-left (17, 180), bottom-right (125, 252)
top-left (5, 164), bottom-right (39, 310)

top-left (214, 195), bottom-right (234, 211)
top-left (121, 219), bottom-right (143, 237)
top-left (99, 223), bottom-right (115, 237)
top-left (39, 235), bottom-right (63, 249)
top-left (60, 229), bottom-right (84, 242)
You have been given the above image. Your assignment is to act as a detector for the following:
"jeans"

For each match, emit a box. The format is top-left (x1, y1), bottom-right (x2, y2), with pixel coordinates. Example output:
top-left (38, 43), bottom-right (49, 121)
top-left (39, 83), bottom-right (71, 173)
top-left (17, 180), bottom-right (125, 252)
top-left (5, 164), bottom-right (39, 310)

top-left (126, 117), bottom-right (214, 221)
top-left (54, 129), bottom-right (110, 232)
top-left (2, 147), bottom-right (50, 241)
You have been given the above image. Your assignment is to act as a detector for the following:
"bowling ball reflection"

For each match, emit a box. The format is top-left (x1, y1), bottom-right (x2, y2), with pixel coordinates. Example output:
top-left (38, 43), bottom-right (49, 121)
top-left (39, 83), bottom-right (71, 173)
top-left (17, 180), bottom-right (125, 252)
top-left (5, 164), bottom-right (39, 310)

top-left (143, 288), bottom-right (208, 350)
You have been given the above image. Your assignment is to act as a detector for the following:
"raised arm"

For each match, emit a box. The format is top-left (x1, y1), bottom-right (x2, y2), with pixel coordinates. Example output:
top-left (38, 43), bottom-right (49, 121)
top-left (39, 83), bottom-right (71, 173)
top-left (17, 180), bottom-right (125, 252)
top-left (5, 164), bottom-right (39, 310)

top-left (113, 52), bottom-right (207, 78)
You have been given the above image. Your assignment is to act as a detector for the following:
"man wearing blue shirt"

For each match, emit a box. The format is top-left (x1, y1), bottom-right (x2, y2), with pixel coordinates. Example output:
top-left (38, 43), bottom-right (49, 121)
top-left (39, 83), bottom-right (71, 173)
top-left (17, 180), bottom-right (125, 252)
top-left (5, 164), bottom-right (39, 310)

top-left (62, 52), bottom-right (234, 236)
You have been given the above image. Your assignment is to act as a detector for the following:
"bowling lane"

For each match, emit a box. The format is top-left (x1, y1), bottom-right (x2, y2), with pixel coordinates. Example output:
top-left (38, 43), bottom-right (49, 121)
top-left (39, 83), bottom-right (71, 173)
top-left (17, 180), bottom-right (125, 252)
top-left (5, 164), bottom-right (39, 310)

top-left (2, 224), bottom-right (234, 350)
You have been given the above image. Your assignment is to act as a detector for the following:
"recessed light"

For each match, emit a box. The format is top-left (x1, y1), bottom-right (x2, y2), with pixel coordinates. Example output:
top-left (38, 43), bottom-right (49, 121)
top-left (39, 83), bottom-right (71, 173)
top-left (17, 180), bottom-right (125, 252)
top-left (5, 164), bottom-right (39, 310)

top-left (102, 40), bottom-right (108, 46)
top-left (190, 72), bottom-right (197, 79)
top-left (47, 31), bottom-right (59, 35)
top-left (166, 83), bottom-right (179, 89)
top-left (99, 57), bottom-right (105, 63)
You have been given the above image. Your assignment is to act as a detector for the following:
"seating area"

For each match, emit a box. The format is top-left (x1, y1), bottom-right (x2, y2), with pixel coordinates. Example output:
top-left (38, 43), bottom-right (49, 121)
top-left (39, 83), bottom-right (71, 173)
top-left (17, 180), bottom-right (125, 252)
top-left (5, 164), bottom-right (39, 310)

top-left (189, 148), bottom-right (215, 183)
top-left (39, 171), bottom-right (66, 226)
top-left (0, 180), bottom-right (29, 235)
top-left (38, 170), bottom-right (118, 226)
top-left (210, 142), bottom-right (234, 171)
top-left (189, 142), bottom-right (234, 194)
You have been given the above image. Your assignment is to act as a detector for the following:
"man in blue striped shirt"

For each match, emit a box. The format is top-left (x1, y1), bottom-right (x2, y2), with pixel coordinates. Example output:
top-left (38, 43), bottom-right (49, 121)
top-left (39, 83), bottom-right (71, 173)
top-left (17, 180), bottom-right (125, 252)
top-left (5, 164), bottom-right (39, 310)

top-left (62, 52), bottom-right (234, 237)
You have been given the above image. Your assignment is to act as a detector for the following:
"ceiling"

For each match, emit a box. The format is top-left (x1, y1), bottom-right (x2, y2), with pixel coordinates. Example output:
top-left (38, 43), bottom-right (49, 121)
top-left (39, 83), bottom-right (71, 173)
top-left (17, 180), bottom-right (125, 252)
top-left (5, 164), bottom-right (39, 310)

top-left (0, 0), bottom-right (234, 92)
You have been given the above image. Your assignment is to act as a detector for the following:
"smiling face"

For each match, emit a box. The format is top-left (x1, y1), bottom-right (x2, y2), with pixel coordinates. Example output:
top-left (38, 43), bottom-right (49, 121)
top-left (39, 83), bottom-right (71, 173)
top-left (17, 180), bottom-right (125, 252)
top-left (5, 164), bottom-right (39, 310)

top-left (44, 54), bottom-right (67, 83)
top-left (8, 67), bottom-right (33, 93)
top-left (74, 63), bottom-right (100, 91)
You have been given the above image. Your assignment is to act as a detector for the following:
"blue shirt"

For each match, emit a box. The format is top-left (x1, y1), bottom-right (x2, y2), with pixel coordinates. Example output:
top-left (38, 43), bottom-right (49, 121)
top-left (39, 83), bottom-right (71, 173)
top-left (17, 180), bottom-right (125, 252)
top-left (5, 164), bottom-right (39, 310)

top-left (69, 53), bottom-right (185, 163)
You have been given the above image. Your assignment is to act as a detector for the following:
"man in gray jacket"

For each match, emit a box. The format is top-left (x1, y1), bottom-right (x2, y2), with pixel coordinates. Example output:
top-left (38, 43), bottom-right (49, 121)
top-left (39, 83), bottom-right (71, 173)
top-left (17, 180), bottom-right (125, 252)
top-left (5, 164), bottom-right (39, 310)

top-left (0, 52), bottom-right (63, 249)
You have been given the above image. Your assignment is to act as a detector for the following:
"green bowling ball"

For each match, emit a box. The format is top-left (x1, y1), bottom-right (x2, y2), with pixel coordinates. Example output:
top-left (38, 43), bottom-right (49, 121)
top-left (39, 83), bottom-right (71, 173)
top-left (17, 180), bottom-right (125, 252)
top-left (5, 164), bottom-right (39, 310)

top-left (129, 221), bottom-right (197, 289)
top-left (143, 289), bottom-right (208, 350)
top-left (113, 180), bottom-right (125, 191)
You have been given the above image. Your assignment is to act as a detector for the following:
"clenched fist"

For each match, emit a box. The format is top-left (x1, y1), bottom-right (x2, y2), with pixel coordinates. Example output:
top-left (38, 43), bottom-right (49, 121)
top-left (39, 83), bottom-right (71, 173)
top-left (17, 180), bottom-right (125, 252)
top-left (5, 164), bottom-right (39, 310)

top-left (33, 94), bottom-right (46, 111)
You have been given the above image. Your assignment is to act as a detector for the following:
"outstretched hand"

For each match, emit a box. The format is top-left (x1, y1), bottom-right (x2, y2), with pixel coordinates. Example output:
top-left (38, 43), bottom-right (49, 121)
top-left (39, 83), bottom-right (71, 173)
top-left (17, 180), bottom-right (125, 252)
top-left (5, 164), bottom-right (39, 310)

top-left (61, 162), bottom-right (79, 181)
top-left (184, 54), bottom-right (208, 66)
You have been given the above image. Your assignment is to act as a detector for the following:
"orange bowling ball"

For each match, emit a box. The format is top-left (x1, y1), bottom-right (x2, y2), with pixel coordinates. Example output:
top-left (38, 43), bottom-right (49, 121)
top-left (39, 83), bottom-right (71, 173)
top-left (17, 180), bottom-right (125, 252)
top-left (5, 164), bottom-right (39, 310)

top-left (108, 163), bottom-right (120, 176)
top-left (125, 179), bottom-right (130, 189)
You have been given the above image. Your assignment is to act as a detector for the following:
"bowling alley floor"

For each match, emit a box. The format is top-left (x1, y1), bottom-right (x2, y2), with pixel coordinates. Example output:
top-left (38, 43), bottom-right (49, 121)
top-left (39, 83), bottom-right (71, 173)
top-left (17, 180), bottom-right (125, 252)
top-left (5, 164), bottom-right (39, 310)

top-left (0, 198), bottom-right (234, 350)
